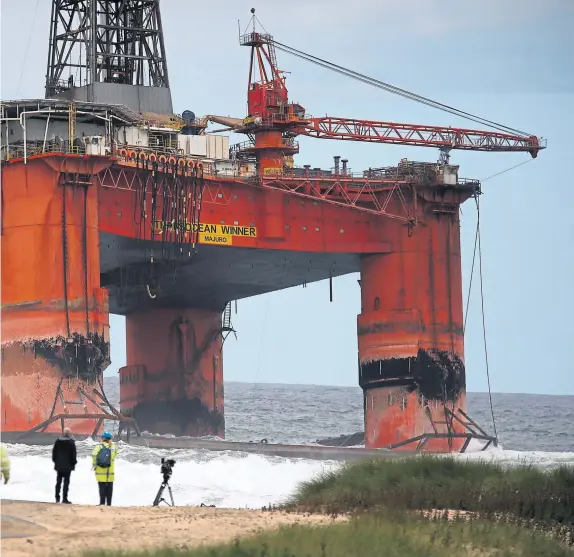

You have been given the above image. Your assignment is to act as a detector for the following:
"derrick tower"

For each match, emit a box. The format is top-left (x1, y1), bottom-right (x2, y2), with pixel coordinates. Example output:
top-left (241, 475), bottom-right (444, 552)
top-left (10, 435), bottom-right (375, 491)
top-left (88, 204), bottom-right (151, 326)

top-left (45, 0), bottom-right (172, 114)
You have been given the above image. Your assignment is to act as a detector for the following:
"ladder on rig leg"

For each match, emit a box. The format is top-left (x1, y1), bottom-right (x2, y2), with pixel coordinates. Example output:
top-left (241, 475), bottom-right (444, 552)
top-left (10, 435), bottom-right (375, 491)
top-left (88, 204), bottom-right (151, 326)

top-left (219, 301), bottom-right (237, 347)
top-left (222, 301), bottom-right (232, 330)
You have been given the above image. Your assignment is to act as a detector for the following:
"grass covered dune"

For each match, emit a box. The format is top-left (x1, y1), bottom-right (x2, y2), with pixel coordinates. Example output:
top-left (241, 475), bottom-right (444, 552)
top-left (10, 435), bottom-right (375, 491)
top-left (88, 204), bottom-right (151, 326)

top-left (78, 457), bottom-right (574, 557)
top-left (286, 455), bottom-right (574, 524)
top-left (81, 512), bottom-right (573, 557)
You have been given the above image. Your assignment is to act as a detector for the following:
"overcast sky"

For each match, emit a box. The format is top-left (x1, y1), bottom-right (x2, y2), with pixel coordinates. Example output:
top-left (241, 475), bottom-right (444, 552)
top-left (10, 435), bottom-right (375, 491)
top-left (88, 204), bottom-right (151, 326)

top-left (2, 0), bottom-right (573, 395)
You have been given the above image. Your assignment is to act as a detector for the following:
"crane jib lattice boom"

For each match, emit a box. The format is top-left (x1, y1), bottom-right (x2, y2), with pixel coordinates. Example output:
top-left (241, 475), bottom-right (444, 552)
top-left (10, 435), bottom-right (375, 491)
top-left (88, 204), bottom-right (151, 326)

top-left (300, 117), bottom-right (543, 156)
top-left (238, 17), bottom-right (546, 161)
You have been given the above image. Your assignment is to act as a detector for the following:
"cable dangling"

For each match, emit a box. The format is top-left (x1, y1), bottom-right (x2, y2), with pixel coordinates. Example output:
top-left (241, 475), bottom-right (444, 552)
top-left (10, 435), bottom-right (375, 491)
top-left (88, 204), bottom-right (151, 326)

top-left (475, 194), bottom-right (498, 443)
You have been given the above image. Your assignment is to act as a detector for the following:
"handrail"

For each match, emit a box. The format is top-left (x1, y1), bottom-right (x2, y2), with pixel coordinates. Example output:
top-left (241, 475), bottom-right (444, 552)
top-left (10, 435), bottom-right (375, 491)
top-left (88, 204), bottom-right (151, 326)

top-left (3, 142), bottom-right (88, 160)
top-left (229, 137), bottom-right (299, 154)
top-left (3, 143), bottom-right (480, 188)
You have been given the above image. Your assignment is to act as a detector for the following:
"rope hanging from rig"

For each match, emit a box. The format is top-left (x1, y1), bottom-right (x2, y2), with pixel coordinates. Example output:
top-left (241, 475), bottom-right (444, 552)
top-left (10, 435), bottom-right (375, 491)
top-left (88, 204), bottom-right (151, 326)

top-left (160, 168), bottom-right (170, 262)
top-left (461, 159), bottom-right (534, 442)
top-left (134, 156), bottom-right (147, 243)
top-left (128, 157), bottom-right (207, 300)
top-left (459, 161), bottom-right (529, 442)
top-left (475, 194), bottom-right (498, 442)
top-left (461, 196), bottom-right (498, 442)
top-left (116, 152), bottom-right (208, 304)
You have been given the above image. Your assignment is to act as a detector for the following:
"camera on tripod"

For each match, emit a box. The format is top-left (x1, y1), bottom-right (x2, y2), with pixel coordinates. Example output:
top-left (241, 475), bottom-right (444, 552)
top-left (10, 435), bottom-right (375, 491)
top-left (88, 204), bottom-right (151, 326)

top-left (153, 458), bottom-right (176, 507)
top-left (160, 457), bottom-right (175, 481)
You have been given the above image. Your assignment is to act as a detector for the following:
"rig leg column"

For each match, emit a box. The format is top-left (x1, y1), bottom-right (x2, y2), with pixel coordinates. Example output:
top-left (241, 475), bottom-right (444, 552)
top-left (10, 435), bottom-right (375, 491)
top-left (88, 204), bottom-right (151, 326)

top-left (120, 308), bottom-right (225, 437)
top-left (358, 213), bottom-right (466, 452)
top-left (1, 157), bottom-right (111, 436)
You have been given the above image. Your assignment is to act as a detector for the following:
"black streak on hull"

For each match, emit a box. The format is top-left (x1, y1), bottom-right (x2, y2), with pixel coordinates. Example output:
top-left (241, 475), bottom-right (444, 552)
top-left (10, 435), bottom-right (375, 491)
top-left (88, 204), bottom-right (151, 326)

top-left (30, 332), bottom-right (110, 381)
top-left (125, 399), bottom-right (225, 437)
top-left (359, 348), bottom-right (466, 402)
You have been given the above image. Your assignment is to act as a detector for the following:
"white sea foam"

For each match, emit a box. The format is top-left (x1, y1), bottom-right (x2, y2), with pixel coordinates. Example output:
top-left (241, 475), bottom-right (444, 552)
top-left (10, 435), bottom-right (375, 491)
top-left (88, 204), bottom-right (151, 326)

top-left (2, 439), bottom-right (572, 508)
top-left (457, 440), bottom-right (574, 469)
top-left (1, 440), bottom-right (341, 508)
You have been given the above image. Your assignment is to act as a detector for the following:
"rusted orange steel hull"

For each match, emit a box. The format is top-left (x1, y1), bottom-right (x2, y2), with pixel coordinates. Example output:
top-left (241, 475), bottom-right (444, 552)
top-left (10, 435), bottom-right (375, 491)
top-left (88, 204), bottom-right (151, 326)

top-left (358, 195), bottom-right (468, 450)
top-left (1, 156), bottom-right (112, 435)
top-left (2, 154), bottom-right (473, 451)
top-left (119, 308), bottom-right (224, 437)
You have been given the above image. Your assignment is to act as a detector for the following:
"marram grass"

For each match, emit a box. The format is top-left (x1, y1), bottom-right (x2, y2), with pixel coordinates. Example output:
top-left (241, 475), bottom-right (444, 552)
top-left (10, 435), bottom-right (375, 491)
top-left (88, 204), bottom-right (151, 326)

top-left (78, 510), bottom-right (573, 557)
top-left (75, 456), bottom-right (574, 557)
top-left (284, 454), bottom-right (574, 526)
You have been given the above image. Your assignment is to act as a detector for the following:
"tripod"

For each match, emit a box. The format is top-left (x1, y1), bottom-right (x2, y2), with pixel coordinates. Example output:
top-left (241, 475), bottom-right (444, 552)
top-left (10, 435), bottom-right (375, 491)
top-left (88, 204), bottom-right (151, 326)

top-left (153, 477), bottom-right (175, 507)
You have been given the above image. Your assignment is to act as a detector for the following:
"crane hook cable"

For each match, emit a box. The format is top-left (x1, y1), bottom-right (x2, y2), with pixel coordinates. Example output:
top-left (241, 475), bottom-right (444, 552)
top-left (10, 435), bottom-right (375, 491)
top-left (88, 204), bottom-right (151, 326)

top-left (272, 40), bottom-right (531, 138)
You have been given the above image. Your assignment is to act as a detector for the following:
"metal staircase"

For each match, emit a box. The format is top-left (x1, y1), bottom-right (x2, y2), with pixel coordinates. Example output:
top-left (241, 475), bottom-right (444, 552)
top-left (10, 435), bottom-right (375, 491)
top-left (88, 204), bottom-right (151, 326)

top-left (220, 301), bottom-right (237, 347)
top-left (222, 301), bottom-right (233, 330)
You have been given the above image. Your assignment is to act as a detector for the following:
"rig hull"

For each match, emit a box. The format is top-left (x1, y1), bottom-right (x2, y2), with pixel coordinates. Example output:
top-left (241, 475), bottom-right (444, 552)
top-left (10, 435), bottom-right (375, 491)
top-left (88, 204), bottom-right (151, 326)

top-left (358, 198), bottom-right (467, 451)
top-left (1, 151), bottom-right (474, 451)
top-left (120, 308), bottom-right (224, 437)
top-left (1, 345), bottom-right (106, 434)
top-left (1, 156), bottom-right (112, 435)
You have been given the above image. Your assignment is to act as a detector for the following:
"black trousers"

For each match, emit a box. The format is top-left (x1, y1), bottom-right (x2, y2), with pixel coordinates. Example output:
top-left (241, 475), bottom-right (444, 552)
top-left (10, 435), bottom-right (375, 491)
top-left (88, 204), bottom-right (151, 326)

top-left (98, 481), bottom-right (114, 506)
top-left (55, 471), bottom-right (71, 501)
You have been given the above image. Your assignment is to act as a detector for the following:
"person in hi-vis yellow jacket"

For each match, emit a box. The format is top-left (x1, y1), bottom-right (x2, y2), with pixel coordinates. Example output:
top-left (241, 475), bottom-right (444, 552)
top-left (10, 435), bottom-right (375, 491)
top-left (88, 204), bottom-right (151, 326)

top-left (1, 444), bottom-right (10, 484)
top-left (91, 432), bottom-right (117, 505)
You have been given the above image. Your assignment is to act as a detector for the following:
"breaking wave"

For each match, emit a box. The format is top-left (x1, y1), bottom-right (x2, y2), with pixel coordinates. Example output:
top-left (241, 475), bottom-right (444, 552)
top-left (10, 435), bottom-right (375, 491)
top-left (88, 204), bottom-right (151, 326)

top-left (2, 438), bottom-right (572, 508)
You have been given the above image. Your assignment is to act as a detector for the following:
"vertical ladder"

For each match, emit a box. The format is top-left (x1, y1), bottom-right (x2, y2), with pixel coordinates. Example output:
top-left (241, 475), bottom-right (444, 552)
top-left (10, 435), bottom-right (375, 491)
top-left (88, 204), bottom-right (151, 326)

top-left (190, 170), bottom-right (204, 250)
top-left (222, 301), bottom-right (232, 330)
top-left (268, 43), bottom-right (279, 78)
top-left (68, 101), bottom-right (76, 153)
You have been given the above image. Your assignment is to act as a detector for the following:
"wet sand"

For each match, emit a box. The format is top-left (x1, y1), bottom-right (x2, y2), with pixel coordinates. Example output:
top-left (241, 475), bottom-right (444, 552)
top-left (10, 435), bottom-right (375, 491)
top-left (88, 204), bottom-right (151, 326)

top-left (1, 500), bottom-right (343, 557)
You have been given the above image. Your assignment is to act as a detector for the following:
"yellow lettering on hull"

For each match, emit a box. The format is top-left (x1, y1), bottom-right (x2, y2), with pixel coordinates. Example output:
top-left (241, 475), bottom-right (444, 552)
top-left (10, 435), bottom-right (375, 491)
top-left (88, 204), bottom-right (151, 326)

top-left (199, 233), bottom-right (232, 245)
top-left (153, 221), bottom-right (257, 247)
top-left (263, 167), bottom-right (282, 175)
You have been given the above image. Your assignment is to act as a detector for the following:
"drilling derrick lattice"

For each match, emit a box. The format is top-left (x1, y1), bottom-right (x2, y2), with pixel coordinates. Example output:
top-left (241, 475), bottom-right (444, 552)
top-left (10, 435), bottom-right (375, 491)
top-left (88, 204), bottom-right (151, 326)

top-left (45, 0), bottom-right (172, 113)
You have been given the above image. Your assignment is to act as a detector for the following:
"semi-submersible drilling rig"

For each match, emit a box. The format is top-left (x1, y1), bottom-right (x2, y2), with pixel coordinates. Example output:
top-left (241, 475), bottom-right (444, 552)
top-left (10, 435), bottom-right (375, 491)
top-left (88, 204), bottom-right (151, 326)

top-left (0, 2), bottom-right (544, 451)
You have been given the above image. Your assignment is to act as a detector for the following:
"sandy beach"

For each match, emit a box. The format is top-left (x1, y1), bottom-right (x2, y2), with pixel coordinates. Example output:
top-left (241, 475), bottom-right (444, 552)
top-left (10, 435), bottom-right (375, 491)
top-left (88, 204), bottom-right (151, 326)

top-left (1, 500), bottom-right (342, 557)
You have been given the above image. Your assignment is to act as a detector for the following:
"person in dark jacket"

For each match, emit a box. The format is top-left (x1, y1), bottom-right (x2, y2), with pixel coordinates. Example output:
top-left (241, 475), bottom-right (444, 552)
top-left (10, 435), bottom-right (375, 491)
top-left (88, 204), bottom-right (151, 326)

top-left (52, 427), bottom-right (77, 504)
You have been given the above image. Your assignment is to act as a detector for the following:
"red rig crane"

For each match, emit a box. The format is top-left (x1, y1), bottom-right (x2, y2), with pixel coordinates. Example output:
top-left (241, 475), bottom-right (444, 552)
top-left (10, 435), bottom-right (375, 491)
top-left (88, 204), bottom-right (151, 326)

top-left (225, 14), bottom-right (545, 226)
top-left (231, 15), bottom-right (544, 175)
top-left (226, 12), bottom-right (545, 451)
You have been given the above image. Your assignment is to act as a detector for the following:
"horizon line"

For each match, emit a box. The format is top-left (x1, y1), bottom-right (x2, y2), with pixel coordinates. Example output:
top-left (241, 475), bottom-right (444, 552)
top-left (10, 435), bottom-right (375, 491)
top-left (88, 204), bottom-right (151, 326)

top-left (102, 376), bottom-right (572, 397)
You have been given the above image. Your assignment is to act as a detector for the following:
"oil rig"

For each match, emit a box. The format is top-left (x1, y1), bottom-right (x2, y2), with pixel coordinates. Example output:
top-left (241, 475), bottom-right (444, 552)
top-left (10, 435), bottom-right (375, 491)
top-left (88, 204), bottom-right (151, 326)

top-left (0, 2), bottom-right (544, 452)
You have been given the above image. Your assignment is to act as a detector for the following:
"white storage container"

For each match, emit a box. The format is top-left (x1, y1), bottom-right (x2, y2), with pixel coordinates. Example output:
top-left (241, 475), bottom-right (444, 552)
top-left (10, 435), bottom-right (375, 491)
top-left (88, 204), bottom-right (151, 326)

top-left (206, 134), bottom-right (230, 159)
top-left (188, 135), bottom-right (207, 157)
